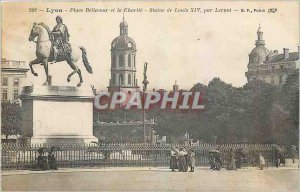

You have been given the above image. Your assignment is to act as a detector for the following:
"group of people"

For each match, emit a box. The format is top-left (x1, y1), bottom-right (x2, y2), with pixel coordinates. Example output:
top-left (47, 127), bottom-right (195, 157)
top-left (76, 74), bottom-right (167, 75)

top-left (169, 147), bottom-right (276, 171)
top-left (37, 147), bottom-right (58, 170)
top-left (170, 147), bottom-right (195, 172)
top-left (224, 148), bottom-right (266, 170)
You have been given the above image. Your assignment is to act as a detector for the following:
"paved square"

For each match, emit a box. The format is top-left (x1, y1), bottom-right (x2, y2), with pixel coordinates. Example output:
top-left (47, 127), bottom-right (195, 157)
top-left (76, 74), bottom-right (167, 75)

top-left (2, 168), bottom-right (298, 191)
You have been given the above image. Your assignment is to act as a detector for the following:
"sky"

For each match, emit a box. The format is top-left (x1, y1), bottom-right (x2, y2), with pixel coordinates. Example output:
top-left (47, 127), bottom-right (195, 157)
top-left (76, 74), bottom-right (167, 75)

top-left (1, 1), bottom-right (299, 91)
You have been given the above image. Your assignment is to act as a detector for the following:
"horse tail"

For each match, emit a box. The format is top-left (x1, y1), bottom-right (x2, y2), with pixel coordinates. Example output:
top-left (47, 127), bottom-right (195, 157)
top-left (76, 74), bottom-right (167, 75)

top-left (80, 46), bottom-right (93, 74)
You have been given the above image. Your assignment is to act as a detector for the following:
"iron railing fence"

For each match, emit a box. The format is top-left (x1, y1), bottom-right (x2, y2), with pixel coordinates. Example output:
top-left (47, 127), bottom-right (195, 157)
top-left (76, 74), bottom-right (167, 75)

top-left (1, 143), bottom-right (274, 170)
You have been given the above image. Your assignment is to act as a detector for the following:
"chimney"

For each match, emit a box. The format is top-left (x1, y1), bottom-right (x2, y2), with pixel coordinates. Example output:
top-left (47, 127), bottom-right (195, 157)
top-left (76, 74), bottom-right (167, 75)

top-left (283, 48), bottom-right (289, 59)
top-left (173, 80), bottom-right (179, 92)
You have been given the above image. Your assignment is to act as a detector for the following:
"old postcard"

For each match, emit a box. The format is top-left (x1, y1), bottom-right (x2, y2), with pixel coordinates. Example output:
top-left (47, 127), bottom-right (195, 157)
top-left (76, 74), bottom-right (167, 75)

top-left (1, 1), bottom-right (299, 191)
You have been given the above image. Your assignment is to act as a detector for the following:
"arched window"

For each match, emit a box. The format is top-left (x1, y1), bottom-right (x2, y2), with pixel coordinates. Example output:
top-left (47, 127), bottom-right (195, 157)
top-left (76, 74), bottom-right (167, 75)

top-left (128, 54), bottom-right (131, 67)
top-left (112, 55), bottom-right (116, 67)
top-left (119, 74), bottom-right (124, 85)
top-left (119, 54), bottom-right (123, 67)
top-left (128, 74), bottom-right (131, 85)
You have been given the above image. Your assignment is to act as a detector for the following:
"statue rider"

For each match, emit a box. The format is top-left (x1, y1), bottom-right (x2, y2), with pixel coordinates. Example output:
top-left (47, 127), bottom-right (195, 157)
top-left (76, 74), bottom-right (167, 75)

top-left (51, 16), bottom-right (70, 63)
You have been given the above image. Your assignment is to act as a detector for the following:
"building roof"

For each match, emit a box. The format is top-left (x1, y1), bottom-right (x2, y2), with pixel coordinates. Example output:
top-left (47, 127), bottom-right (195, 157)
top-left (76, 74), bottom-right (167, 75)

top-left (248, 45), bottom-right (270, 65)
top-left (112, 35), bottom-right (136, 50)
top-left (266, 52), bottom-right (299, 64)
top-left (250, 46), bottom-right (270, 58)
top-left (111, 19), bottom-right (136, 51)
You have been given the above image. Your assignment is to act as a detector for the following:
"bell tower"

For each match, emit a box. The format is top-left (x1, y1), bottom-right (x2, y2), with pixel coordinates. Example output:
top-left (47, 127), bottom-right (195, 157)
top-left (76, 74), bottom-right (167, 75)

top-left (255, 24), bottom-right (265, 46)
top-left (108, 17), bottom-right (139, 93)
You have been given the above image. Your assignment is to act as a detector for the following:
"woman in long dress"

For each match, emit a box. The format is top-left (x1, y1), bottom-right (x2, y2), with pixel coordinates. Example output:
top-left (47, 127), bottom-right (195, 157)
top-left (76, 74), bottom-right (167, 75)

top-left (258, 153), bottom-right (265, 170)
top-left (170, 148), bottom-right (178, 171)
top-left (227, 148), bottom-right (237, 170)
top-left (189, 150), bottom-right (195, 172)
top-left (178, 147), bottom-right (187, 172)
top-left (183, 149), bottom-right (189, 172)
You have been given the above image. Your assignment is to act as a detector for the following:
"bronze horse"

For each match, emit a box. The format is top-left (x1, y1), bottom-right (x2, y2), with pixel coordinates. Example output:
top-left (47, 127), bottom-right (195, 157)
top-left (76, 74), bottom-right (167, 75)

top-left (28, 23), bottom-right (93, 87)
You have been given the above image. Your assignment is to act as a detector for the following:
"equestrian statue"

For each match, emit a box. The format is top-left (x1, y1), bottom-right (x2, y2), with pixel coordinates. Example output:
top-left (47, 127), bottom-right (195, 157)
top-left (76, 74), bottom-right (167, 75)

top-left (28, 16), bottom-right (93, 87)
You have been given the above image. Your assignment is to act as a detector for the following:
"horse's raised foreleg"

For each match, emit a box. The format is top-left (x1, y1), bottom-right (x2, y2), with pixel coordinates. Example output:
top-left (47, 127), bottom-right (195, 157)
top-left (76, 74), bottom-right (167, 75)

top-left (42, 58), bottom-right (50, 86)
top-left (66, 60), bottom-right (82, 87)
top-left (29, 59), bottom-right (40, 76)
top-left (67, 71), bottom-right (77, 82)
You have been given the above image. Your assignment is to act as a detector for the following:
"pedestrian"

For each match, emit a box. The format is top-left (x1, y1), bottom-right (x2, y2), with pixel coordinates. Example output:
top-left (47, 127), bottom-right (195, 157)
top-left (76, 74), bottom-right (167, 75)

top-left (258, 153), bottom-right (265, 170)
top-left (227, 148), bottom-right (237, 170)
top-left (170, 147), bottom-right (178, 171)
top-left (209, 151), bottom-right (215, 170)
top-left (282, 146), bottom-right (288, 159)
top-left (183, 148), bottom-right (189, 172)
top-left (37, 152), bottom-right (44, 170)
top-left (235, 148), bottom-right (244, 169)
top-left (291, 145), bottom-right (297, 164)
top-left (37, 147), bottom-right (49, 170)
top-left (189, 149), bottom-right (195, 172)
top-left (48, 147), bottom-right (58, 170)
top-left (178, 147), bottom-right (187, 172)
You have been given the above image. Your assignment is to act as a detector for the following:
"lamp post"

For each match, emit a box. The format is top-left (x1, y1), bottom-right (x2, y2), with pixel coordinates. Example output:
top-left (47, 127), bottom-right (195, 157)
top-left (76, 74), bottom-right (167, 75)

top-left (142, 62), bottom-right (149, 143)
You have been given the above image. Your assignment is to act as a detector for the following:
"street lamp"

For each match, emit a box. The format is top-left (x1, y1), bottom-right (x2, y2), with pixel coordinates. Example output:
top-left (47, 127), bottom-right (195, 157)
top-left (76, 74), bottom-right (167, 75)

top-left (142, 62), bottom-right (149, 143)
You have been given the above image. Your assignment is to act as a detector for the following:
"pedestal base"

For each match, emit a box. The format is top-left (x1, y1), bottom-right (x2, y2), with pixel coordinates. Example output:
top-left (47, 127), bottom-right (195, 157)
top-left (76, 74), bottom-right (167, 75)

top-left (30, 136), bottom-right (98, 145)
top-left (20, 85), bottom-right (98, 145)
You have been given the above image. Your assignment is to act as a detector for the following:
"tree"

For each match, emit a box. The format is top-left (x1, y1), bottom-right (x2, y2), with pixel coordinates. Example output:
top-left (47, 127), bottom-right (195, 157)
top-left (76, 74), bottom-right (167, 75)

top-left (94, 74), bottom-right (299, 145)
top-left (1, 101), bottom-right (22, 140)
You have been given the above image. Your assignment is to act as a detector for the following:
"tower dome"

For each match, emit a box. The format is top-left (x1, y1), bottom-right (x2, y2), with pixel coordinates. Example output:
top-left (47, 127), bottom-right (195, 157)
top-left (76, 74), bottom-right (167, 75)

top-left (112, 36), bottom-right (136, 50)
top-left (111, 18), bottom-right (136, 50)
top-left (249, 46), bottom-right (269, 64)
top-left (248, 24), bottom-right (269, 65)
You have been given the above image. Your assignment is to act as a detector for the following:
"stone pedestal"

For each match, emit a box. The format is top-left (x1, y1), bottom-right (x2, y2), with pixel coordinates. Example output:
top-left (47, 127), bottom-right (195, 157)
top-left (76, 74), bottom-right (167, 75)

top-left (19, 85), bottom-right (98, 145)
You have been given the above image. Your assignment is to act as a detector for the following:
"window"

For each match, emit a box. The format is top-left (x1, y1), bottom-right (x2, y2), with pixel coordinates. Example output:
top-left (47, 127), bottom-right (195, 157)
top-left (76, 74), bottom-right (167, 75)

top-left (119, 74), bottom-right (124, 85)
top-left (133, 55), bottom-right (136, 68)
top-left (272, 66), bottom-right (275, 72)
top-left (2, 77), bottom-right (8, 86)
top-left (112, 55), bottom-right (116, 67)
top-left (14, 89), bottom-right (19, 100)
top-left (128, 54), bottom-right (131, 67)
top-left (280, 65), bottom-right (284, 71)
top-left (279, 75), bottom-right (283, 84)
top-left (112, 74), bottom-right (116, 85)
top-left (119, 54), bottom-right (124, 67)
top-left (13, 78), bottom-right (19, 86)
top-left (128, 74), bottom-right (131, 85)
top-left (271, 76), bottom-right (274, 85)
top-left (134, 74), bottom-right (136, 86)
top-left (2, 89), bottom-right (8, 100)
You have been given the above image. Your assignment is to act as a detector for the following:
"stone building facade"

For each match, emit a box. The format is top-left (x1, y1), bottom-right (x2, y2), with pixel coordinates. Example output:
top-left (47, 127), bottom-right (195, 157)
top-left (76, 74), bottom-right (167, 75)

top-left (1, 58), bottom-right (29, 102)
top-left (108, 18), bottom-right (140, 93)
top-left (245, 25), bottom-right (300, 85)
